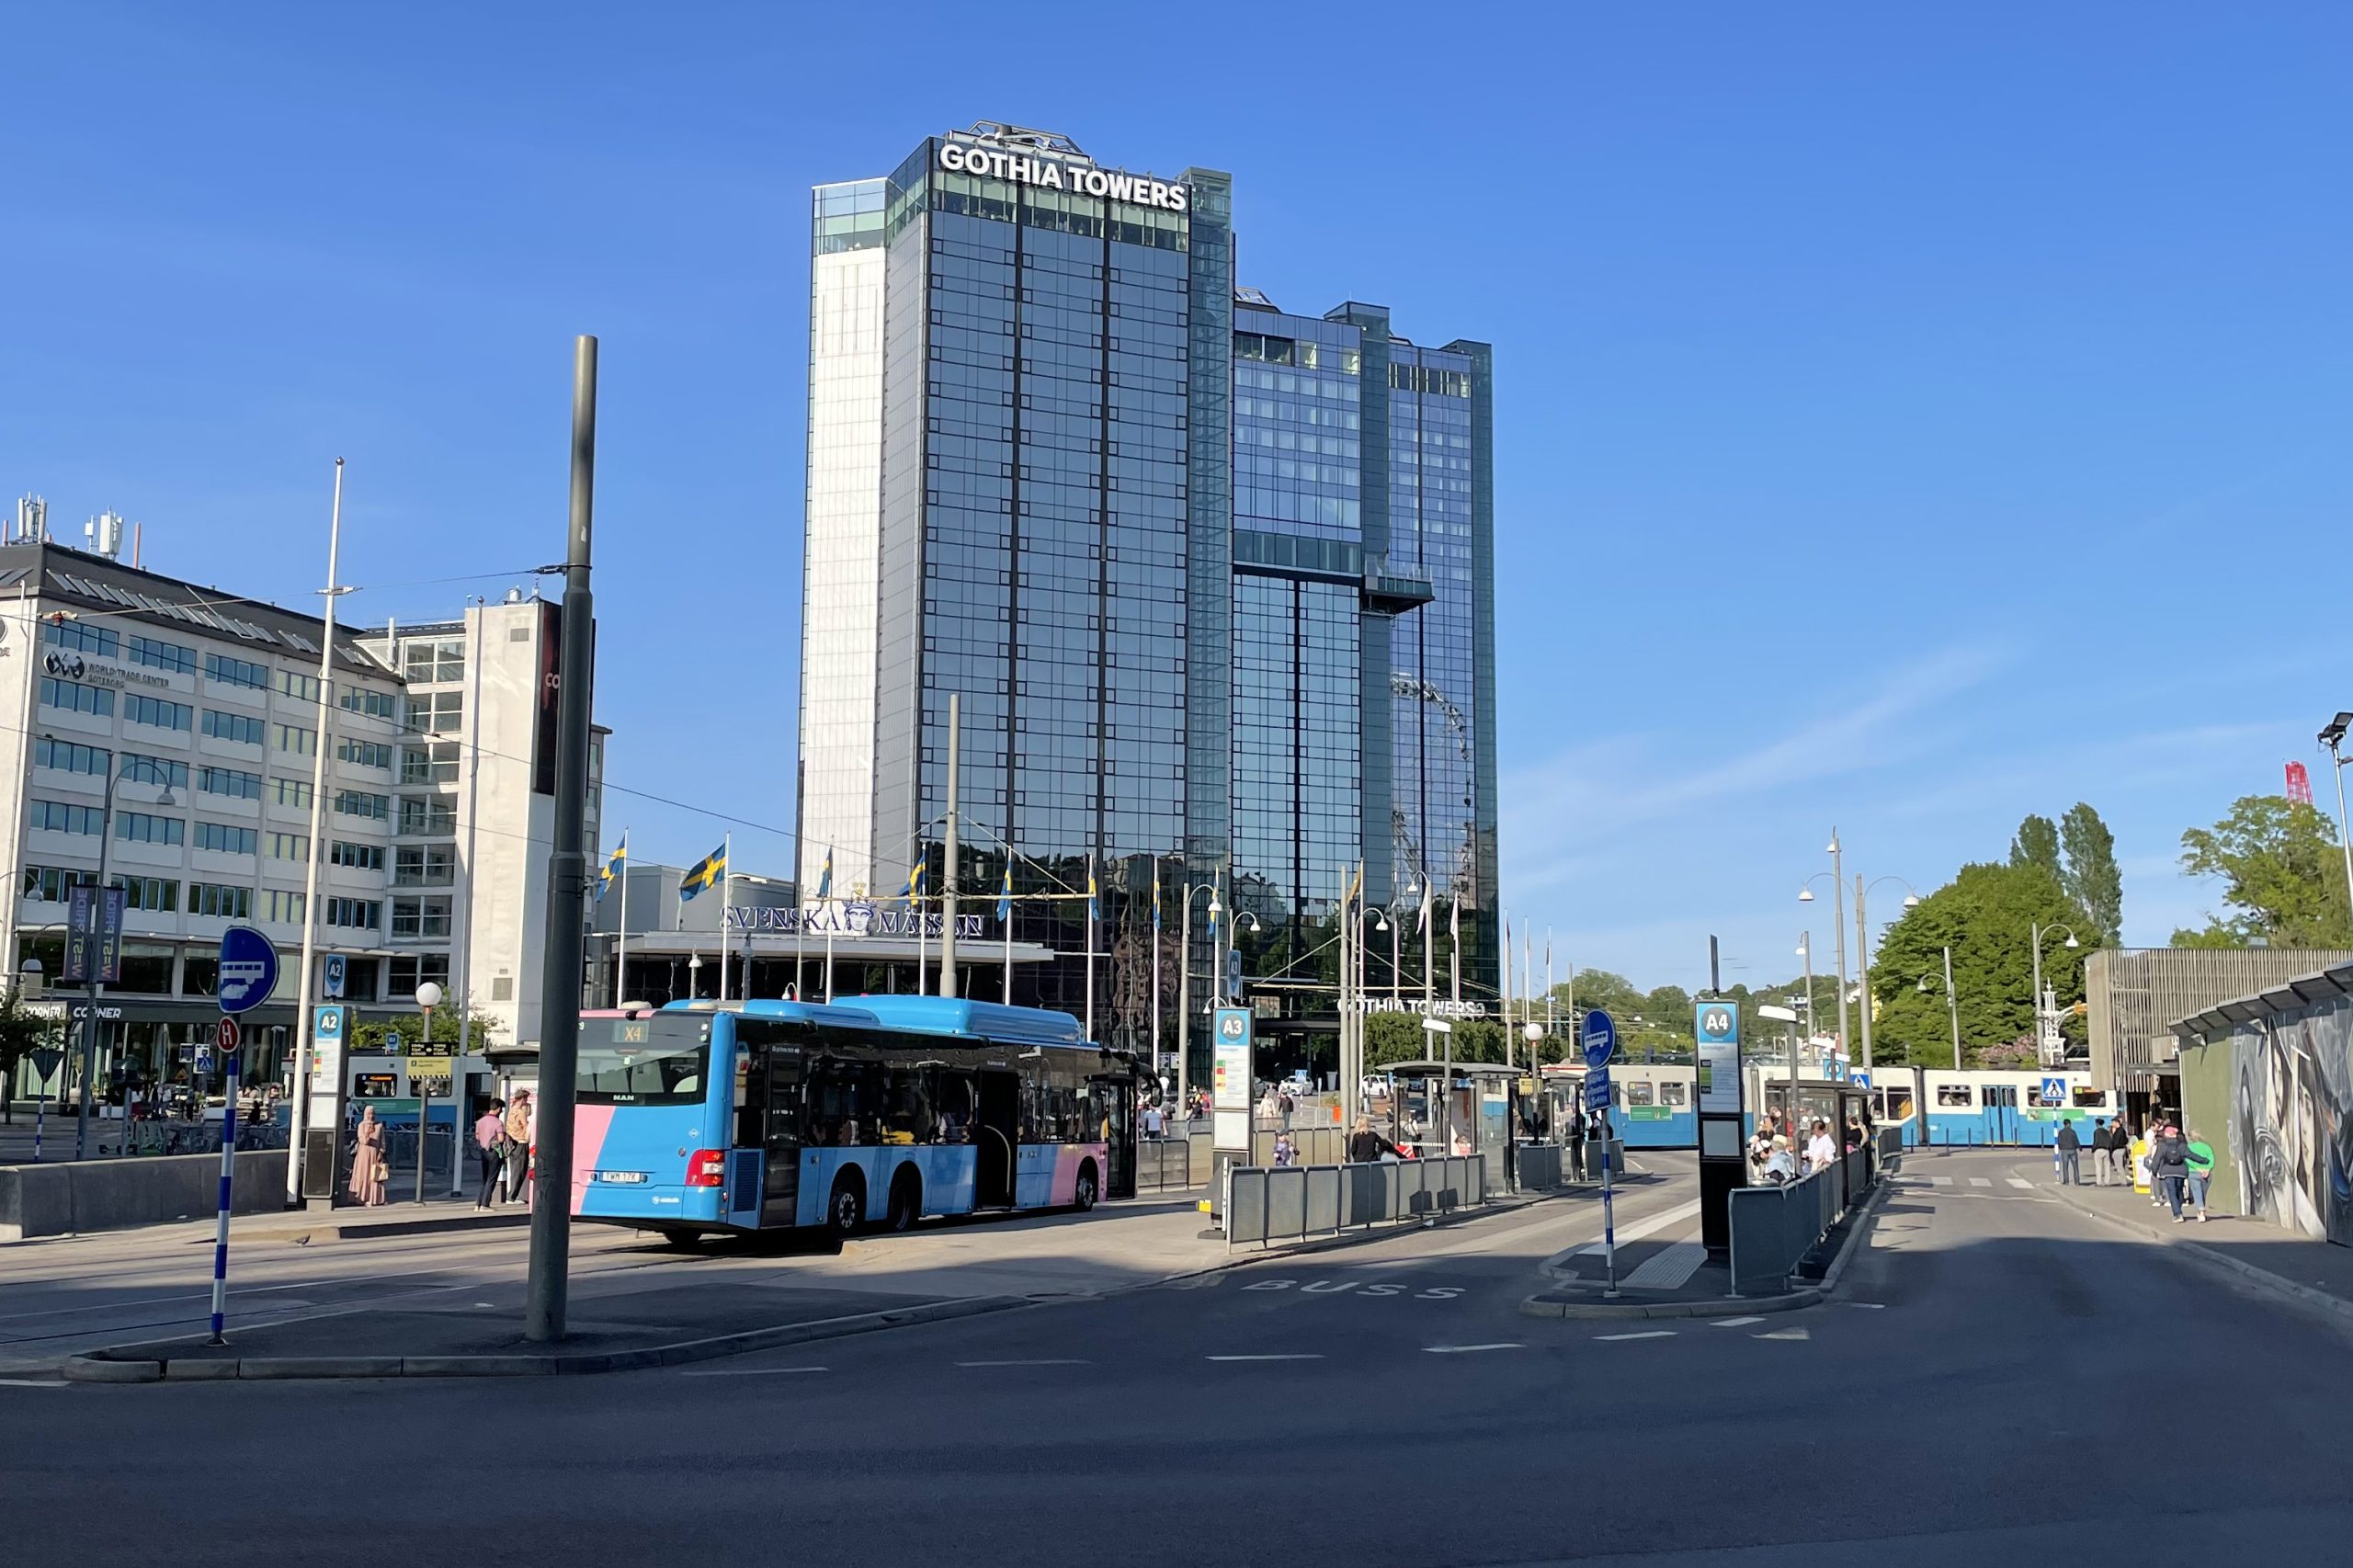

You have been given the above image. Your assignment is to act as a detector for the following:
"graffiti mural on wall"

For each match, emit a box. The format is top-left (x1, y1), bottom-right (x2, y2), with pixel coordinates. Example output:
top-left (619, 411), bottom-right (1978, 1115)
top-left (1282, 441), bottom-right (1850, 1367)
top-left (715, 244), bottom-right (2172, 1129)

top-left (2225, 996), bottom-right (2353, 1245)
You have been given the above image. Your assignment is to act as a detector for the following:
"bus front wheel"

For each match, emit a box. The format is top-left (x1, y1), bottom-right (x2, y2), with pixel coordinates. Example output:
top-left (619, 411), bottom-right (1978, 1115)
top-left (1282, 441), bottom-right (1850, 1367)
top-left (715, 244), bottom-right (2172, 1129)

top-left (827, 1174), bottom-right (866, 1240)
top-left (1074, 1162), bottom-right (1098, 1213)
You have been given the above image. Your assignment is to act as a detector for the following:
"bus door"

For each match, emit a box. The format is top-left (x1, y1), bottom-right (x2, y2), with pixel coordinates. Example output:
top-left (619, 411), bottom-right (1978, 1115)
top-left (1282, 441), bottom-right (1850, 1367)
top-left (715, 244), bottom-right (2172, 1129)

top-left (1984, 1083), bottom-right (2018, 1144)
top-left (762, 1047), bottom-right (804, 1226)
top-left (1094, 1074), bottom-right (1137, 1200)
top-left (975, 1069), bottom-right (1019, 1208)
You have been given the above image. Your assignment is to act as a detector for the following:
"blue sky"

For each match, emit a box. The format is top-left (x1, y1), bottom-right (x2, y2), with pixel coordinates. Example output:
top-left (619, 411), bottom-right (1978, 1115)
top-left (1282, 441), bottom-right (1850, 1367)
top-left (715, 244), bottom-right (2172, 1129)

top-left (4, 4), bottom-right (2347, 993)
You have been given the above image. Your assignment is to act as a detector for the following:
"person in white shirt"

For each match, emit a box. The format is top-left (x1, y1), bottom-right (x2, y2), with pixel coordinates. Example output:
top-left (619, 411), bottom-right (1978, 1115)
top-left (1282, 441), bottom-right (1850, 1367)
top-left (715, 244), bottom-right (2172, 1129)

top-left (1804, 1119), bottom-right (1837, 1174)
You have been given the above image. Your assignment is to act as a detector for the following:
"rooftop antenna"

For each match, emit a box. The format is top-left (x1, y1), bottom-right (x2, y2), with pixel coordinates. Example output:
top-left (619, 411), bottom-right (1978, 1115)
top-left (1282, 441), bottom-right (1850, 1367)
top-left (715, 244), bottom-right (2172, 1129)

top-left (14, 495), bottom-right (46, 544)
top-left (85, 511), bottom-right (126, 560)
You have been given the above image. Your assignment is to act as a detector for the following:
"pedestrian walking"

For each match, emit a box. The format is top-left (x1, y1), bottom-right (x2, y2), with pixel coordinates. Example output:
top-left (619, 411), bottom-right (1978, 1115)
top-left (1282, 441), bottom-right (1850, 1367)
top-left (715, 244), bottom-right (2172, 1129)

top-left (2056, 1118), bottom-right (2082, 1186)
top-left (503, 1090), bottom-right (534, 1207)
top-left (2185, 1128), bottom-right (2216, 1221)
top-left (1347, 1117), bottom-right (1399, 1163)
top-left (347, 1105), bottom-right (388, 1207)
top-left (1142, 1100), bottom-right (1165, 1142)
top-left (1564, 1102), bottom-right (1587, 1182)
top-left (2113, 1120), bottom-right (2134, 1185)
top-left (472, 1099), bottom-right (506, 1207)
top-left (2151, 1120), bottom-right (2190, 1221)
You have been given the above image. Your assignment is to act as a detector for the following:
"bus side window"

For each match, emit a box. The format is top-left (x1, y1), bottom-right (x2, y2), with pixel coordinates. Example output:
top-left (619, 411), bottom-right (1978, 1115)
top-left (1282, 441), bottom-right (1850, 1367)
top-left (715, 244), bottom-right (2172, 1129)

top-left (881, 1063), bottom-right (934, 1146)
top-left (733, 1040), bottom-right (763, 1150)
top-left (931, 1069), bottom-right (975, 1143)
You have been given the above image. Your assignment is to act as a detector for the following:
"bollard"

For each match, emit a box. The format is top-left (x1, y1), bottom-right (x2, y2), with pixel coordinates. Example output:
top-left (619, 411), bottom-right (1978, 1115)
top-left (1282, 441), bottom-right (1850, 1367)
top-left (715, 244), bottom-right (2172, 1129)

top-left (32, 1090), bottom-right (44, 1165)
top-left (207, 1054), bottom-right (240, 1344)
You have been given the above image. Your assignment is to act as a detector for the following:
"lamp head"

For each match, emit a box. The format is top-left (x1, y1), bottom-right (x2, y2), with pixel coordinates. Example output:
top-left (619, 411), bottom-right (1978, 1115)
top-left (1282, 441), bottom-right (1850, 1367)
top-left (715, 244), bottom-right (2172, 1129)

top-left (1798, 886), bottom-right (1814, 903)
top-left (2323, 712), bottom-right (2353, 750)
top-left (2064, 934), bottom-right (2079, 949)
top-left (415, 981), bottom-right (444, 1010)
top-left (1903, 893), bottom-right (1921, 908)
top-left (1825, 835), bottom-right (1839, 855)
top-left (1374, 915), bottom-right (1389, 932)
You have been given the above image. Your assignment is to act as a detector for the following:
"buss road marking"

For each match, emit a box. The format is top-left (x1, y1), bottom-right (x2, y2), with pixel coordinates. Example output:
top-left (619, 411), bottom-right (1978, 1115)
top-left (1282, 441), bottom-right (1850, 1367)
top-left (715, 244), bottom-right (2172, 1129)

top-left (1423, 1343), bottom-right (1522, 1354)
top-left (1593, 1331), bottom-right (1677, 1342)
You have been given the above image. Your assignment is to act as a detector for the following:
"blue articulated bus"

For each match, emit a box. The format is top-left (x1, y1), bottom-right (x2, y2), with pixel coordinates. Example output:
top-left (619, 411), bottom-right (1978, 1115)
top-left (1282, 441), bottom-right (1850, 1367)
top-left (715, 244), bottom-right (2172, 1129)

top-left (573, 996), bottom-right (1137, 1244)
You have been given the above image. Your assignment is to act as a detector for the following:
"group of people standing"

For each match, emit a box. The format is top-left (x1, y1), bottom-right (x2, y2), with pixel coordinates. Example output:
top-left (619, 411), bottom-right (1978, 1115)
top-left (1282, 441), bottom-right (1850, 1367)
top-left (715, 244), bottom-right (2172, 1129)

top-left (2060, 1117), bottom-right (2213, 1221)
top-left (473, 1092), bottom-right (534, 1208)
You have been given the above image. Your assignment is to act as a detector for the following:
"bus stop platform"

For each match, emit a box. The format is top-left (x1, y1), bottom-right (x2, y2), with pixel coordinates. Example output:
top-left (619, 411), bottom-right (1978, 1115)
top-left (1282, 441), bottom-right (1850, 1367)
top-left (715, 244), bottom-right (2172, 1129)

top-left (1518, 1205), bottom-right (1827, 1321)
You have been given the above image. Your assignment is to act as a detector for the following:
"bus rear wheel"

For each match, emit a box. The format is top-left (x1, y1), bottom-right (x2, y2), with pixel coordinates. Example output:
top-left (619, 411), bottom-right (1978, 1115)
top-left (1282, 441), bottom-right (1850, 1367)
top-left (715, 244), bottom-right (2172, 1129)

top-left (1074, 1162), bottom-right (1098, 1213)
top-left (885, 1169), bottom-right (922, 1233)
top-left (826, 1174), bottom-right (866, 1241)
top-left (659, 1230), bottom-right (704, 1252)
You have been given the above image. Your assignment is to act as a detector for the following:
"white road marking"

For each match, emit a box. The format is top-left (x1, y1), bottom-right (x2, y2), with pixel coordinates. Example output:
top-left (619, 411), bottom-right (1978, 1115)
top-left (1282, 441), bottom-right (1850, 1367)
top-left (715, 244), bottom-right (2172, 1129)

top-left (1833, 1301), bottom-right (1887, 1310)
top-left (1207, 1354), bottom-right (1324, 1362)
top-left (679, 1365), bottom-right (828, 1378)
top-left (1708, 1316), bottom-right (1766, 1328)
top-left (1930, 1176), bottom-right (1954, 1187)
top-left (0, 1378), bottom-right (69, 1387)
top-left (1424, 1343), bottom-right (1522, 1355)
top-left (955, 1358), bottom-right (1091, 1367)
top-left (1968, 1177), bottom-right (1994, 1188)
top-left (1594, 1330), bottom-right (1677, 1342)
top-left (1755, 1327), bottom-right (1811, 1341)
top-left (2006, 1178), bottom-right (2034, 1189)
top-left (1561, 1199), bottom-right (1703, 1260)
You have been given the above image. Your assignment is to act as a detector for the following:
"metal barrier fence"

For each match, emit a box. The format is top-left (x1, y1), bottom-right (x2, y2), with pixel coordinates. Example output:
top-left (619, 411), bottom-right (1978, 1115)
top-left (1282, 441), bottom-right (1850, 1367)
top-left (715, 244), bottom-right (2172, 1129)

top-left (1225, 1155), bottom-right (1487, 1248)
top-left (1516, 1142), bottom-right (1562, 1191)
top-left (1134, 1133), bottom-right (1210, 1194)
top-left (1727, 1129), bottom-right (1895, 1296)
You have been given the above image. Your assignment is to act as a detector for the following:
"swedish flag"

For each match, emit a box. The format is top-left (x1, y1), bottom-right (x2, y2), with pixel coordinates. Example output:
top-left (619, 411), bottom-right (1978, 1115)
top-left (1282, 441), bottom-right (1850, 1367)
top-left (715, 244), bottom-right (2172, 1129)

top-left (904, 858), bottom-right (926, 905)
top-left (1086, 859), bottom-right (1098, 923)
top-left (996, 860), bottom-right (1014, 923)
top-left (1151, 860), bottom-right (1161, 930)
top-left (813, 846), bottom-right (833, 903)
top-left (597, 833), bottom-right (627, 903)
top-left (678, 841), bottom-right (726, 902)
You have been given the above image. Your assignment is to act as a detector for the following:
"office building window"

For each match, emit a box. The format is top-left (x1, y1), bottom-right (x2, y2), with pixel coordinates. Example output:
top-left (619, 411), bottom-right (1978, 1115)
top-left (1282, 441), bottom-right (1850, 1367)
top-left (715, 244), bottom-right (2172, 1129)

top-left (23, 865), bottom-right (97, 902)
top-left (124, 694), bottom-right (193, 732)
top-left (260, 889), bottom-right (307, 924)
top-left (188, 882), bottom-right (253, 920)
top-left (265, 831), bottom-right (311, 862)
top-left (403, 639), bottom-right (465, 685)
top-left (398, 796), bottom-right (456, 836)
top-left (34, 737), bottom-right (107, 776)
top-left (44, 619), bottom-right (118, 657)
top-left (274, 723), bottom-right (317, 756)
top-left (335, 790), bottom-right (390, 822)
top-left (390, 954), bottom-right (450, 994)
top-left (125, 753), bottom-right (189, 790)
top-left (338, 738), bottom-right (392, 770)
top-left (391, 897), bottom-right (451, 939)
top-left (330, 840), bottom-right (386, 871)
top-left (340, 686), bottom-right (397, 721)
top-left (115, 811), bottom-right (184, 846)
top-left (399, 743), bottom-right (460, 785)
top-left (114, 874), bottom-right (178, 913)
top-left (195, 822), bottom-right (257, 855)
top-left (32, 800), bottom-right (104, 835)
top-left (128, 634), bottom-right (197, 675)
top-left (40, 677), bottom-right (113, 718)
top-left (324, 897), bottom-right (381, 930)
top-left (402, 691), bottom-right (463, 735)
top-left (273, 778), bottom-right (313, 810)
top-left (205, 653), bottom-right (268, 689)
top-left (277, 670), bottom-right (320, 703)
top-left (198, 765), bottom-right (263, 801)
top-left (204, 710), bottom-right (267, 745)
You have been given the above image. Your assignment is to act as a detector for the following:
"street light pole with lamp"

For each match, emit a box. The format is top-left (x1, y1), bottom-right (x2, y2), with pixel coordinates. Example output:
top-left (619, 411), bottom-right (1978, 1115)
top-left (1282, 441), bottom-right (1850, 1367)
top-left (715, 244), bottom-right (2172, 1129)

top-left (1833, 875), bottom-right (1922, 1075)
top-left (1918, 948), bottom-right (1962, 1070)
top-left (2029, 923), bottom-right (2080, 1068)
top-left (1798, 857), bottom-right (1852, 1070)
top-left (71, 749), bottom-right (179, 1163)
top-left (2319, 712), bottom-right (2353, 926)
top-left (412, 981), bottom-right (443, 1204)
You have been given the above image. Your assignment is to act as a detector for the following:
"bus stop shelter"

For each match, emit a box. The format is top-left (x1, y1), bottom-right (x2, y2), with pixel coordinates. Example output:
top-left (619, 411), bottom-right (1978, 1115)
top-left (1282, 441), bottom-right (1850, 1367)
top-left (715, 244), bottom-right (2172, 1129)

top-left (1756, 1074), bottom-right (1875, 1146)
top-left (1384, 1062), bottom-right (1529, 1176)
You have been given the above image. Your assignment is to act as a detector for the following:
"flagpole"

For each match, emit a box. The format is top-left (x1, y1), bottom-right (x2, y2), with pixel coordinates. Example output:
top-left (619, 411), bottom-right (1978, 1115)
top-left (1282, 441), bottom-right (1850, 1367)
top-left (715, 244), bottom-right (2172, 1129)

top-left (1151, 867), bottom-right (1162, 1083)
top-left (916, 862), bottom-right (927, 997)
top-left (824, 893), bottom-right (836, 1004)
top-left (1521, 926), bottom-right (1532, 1072)
top-left (718, 833), bottom-right (733, 1002)
top-left (613, 832), bottom-right (628, 1007)
top-left (794, 868), bottom-right (807, 1003)
top-left (1003, 868), bottom-right (1014, 1005)
top-left (1545, 928), bottom-right (1555, 1046)
top-left (1450, 902), bottom-right (1461, 1007)
top-left (1084, 852), bottom-right (1096, 1043)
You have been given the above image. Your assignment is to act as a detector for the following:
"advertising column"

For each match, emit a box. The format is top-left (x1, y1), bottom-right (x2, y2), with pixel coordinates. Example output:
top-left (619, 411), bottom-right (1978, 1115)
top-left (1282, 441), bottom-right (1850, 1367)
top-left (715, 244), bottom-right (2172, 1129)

top-left (1211, 1006), bottom-right (1253, 1221)
top-left (302, 1004), bottom-right (350, 1201)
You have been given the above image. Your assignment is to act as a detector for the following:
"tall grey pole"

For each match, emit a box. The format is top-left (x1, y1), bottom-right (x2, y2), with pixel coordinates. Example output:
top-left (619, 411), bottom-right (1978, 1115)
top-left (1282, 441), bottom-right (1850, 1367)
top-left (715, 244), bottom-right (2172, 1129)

top-left (450, 601), bottom-right (486, 1193)
top-left (2330, 740), bottom-right (2353, 925)
top-left (1828, 831), bottom-right (1850, 1067)
top-left (281, 459), bottom-right (344, 1206)
top-left (939, 694), bottom-right (959, 998)
top-left (525, 335), bottom-right (598, 1344)
top-left (1854, 876), bottom-right (1875, 1074)
top-left (2030, 922), bottom-right (2044, 1070)
top-left (1177, 885), bottom-right (1191, 1121)
top-left (1943, 943), bottom-right (1961, 1070)
top-left (72, 764), bottom-right (124, 1161)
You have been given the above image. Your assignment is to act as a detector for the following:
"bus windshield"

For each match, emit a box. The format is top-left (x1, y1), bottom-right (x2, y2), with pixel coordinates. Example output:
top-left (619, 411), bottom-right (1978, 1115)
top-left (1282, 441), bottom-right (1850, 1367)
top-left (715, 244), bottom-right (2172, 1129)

top-left (576, 1016), bottom-right (711, 1106)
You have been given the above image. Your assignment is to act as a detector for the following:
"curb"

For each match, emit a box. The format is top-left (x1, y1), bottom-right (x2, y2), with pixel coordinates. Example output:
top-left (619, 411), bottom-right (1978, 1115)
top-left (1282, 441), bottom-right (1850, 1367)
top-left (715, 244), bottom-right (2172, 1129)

top-left (63, 1293), bottom-right (1028, 1384)
top-left (2046, 1177), bottom-right (2353, 1334)
top-left (1516, 1162), bottom-right (1893, 1323)
top-left (239, 1210), bottom-right (529, 1245)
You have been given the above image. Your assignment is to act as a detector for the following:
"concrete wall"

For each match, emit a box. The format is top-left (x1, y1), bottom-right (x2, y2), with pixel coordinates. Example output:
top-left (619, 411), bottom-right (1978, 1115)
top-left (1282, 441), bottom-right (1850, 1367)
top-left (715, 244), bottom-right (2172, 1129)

top-left (2177, 1037), bottom-right (2241, 1216)
top-left (2181, 996), bottom-right (2353, 1245)
top-left (0, 1150), bottom-right (284, 1241)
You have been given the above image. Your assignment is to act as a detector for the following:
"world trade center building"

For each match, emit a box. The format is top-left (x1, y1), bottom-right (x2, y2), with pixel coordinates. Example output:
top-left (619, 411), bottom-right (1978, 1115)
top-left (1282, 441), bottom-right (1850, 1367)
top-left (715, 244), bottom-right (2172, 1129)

top-left (796, 122), bottom-right (1495, 1076)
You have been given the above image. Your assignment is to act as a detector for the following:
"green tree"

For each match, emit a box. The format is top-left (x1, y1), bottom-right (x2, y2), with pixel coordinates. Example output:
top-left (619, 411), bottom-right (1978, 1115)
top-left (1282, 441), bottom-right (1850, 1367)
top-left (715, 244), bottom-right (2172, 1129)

top-left (0, 983), bottom-right (61, 1123)
top-left (1869, 860), bottom-right (2102, 1068)
top-left (347, 997), bottom-right (496, 1057)
top-left (2173, 795), bottom-right (2353, 949)
top-left (2011, 814), bottom-right (2063, 881)
top-left (2060, 801), bottom-right (2123, 944)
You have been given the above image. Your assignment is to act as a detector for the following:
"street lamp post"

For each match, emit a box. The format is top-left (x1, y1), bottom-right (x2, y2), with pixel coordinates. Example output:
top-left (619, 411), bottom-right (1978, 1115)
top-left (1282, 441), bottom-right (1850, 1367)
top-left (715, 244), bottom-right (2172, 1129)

top-left (73, 751), bottom-right (177, 1162)
top-left (1848, 877), bottom-right (1922, 1075)
top-left (2319, 713), bottom-right (2353, 925)
top-left (413, 981), bottom-right (443, 1204)
top-left (1919, 948), bottom-right (1961, 1069)
top-left (2029, 923), bottom-right (2080, 1068)
top-left (1178, 881), bottom-right (1217, 1123)
top-left (1792, 934), bottom-right (1813, 1134)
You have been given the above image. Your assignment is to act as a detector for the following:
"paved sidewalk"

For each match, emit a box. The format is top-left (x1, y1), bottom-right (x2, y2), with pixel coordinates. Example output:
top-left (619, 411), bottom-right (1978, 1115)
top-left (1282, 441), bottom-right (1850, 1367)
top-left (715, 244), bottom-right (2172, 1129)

top-left (2035, 1160), bottom-right (2353, 1325)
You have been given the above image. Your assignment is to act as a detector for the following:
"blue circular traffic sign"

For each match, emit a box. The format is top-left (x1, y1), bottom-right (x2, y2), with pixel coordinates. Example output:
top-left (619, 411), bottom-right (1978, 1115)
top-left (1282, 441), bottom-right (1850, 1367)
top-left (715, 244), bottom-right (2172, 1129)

top-left (217, 926), bottom-right (280, 1015)
top-left (1582, 1009), bottom-right (1617, 1069)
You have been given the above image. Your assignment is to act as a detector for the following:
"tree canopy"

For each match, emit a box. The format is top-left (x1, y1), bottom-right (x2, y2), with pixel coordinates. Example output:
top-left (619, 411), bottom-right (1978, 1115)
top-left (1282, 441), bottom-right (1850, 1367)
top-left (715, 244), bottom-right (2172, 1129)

top-left (2172, 795), bottom-right (2352, 949)
top-left (1868, 859), bottom-right (2099, 1068)
top-left (2060, 802), bottom-right (2123, 944)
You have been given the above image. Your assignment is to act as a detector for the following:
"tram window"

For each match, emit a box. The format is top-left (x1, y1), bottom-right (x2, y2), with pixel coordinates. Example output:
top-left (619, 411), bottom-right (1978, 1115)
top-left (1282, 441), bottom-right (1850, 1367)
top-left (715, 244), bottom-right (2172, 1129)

top-left (2072, 1087), bottom-right (2108, 1109)
top-left (1884, 1088), bottom-right (1917, 1120)
top-left (1659, 1081), bottom-right (1688, 1108)
top-left (1627, 1081), bottom-right (1656, 1108)
top-left (1937, 1084), bottom-right (1973, 1108)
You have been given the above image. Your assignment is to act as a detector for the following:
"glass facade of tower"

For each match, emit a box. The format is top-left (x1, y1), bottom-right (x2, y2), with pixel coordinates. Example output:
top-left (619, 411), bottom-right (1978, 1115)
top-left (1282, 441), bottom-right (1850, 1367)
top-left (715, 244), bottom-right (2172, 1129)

top-left (796, 127), bottom-right (1492, 1070)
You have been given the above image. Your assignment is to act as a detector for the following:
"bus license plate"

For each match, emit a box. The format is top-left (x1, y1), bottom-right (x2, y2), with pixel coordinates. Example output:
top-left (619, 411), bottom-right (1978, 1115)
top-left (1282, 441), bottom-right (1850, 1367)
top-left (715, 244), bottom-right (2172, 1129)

top-left (597, 1170), bottom-right (648, 1185)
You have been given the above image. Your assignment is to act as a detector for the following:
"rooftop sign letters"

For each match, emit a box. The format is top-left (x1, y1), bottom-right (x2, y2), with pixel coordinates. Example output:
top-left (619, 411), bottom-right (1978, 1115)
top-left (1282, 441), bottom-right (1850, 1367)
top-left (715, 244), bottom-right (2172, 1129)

top-left (936, 142), bottom-right (1189, 214)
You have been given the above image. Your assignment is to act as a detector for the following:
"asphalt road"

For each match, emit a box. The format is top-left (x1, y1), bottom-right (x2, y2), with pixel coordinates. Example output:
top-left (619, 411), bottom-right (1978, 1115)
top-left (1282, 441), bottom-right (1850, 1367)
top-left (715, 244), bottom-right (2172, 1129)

top-left (6, 1150), bottom-right (2350, 1566)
